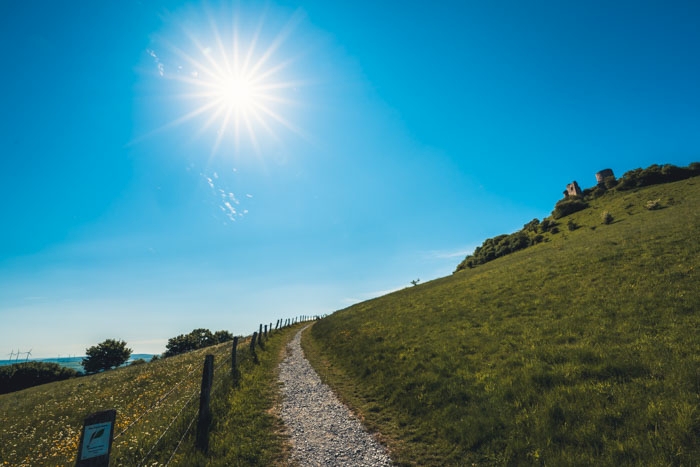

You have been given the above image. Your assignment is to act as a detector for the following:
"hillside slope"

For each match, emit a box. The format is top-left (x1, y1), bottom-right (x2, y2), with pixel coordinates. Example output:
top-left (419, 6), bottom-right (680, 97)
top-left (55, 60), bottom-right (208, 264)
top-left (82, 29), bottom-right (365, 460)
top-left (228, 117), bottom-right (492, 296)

top-left (305, 177), bottom-right (700, 466)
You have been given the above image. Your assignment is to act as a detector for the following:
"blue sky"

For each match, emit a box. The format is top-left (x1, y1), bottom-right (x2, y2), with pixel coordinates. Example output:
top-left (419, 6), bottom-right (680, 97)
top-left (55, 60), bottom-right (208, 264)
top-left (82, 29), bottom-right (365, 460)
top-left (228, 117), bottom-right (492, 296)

top-left (1, 0), bottom-right (698, 358)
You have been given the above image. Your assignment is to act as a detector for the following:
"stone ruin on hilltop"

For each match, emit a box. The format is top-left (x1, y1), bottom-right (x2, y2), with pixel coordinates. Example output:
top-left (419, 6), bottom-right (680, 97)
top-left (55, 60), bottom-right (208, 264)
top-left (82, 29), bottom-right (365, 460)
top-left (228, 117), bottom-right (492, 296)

top-left (563, 169), bottom-right (616, 198)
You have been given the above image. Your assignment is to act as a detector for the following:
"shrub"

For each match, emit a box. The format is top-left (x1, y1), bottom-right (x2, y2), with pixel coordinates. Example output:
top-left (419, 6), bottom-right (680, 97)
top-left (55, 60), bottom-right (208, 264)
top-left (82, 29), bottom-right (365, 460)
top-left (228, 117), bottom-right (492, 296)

top-left (567, 219), bottom-right (579, 231)
top-left (455, 232), bottom-right (533, 271)
top-left (617, 163), bottom-right (700, 191)
top-left (601, 211), bottom-right (614, 224)
top-left (539, 219), bottom-right (557, 233)
top-left (603, 176), bottom-right (618, 190)
top-left (0, 362), bottom-right (79, 394)
top-left (523, 218), bottom-right (540, 232)
top-left (552, 198), bottom-right (589, 219)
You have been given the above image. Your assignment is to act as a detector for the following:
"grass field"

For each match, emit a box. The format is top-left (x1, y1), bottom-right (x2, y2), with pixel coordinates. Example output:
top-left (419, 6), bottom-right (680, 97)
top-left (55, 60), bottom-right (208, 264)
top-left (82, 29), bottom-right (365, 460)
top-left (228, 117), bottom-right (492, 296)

top-left (0, 324), bottom-right (303, 466)
top-left (304, 178), bottom-right (700, 466)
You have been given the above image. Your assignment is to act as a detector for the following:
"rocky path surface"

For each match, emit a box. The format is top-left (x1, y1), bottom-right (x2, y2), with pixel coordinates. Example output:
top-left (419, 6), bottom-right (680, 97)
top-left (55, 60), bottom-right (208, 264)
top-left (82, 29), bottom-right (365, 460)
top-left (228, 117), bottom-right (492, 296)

top-left (278, 326), bottom-right (393, 466)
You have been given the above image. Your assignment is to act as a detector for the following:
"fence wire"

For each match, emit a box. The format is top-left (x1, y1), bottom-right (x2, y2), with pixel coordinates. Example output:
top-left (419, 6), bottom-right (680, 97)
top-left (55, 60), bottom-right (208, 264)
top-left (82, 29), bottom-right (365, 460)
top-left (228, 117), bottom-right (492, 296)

top-left (136, 385), bottom-right (200, 466)
top-left (108, 322), bottom-right (303, 466)
top-left (114, 363), bottom-right (200, 441)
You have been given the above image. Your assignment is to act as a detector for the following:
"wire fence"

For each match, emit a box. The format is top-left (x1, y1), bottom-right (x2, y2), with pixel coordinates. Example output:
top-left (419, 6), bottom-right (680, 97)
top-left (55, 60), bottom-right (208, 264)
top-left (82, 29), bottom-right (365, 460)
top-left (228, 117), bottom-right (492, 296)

top-left (74, 315), bottom-right (319, 466)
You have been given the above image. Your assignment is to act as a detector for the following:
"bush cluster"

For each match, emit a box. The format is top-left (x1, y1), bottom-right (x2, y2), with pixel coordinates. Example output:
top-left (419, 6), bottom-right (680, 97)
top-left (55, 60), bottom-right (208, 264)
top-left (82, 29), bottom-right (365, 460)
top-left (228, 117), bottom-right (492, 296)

top-left (0, 362), bottom-right (79, 394)
top-left (164, 328), bottom-right (233, 357)
top-left (582, 163), bottom-right (700, 200)
top-left (455, 221), bottom-right (554, 271)
top-left (615, 163), bottom-right (700, 191)
top-left (552, 198), bottom-right (589, 219)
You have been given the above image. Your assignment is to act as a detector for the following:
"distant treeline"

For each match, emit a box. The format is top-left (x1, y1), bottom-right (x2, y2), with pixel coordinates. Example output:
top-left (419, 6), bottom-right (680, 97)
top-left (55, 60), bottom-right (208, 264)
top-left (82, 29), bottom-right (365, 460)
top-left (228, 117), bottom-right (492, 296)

top-left (455, 162), bottom-right (700, 272)
top-left (1, 328), bottom-right (235, 394)
top-left (0, 362), bottom-right (79, 394)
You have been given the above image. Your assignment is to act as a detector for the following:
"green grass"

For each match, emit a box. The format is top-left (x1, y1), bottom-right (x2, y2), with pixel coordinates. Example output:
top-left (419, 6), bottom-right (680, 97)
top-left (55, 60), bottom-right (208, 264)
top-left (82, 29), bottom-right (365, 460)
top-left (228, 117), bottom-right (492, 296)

top-left (304, 178), bottom-right (700, 466)
top-left (0, 325), bottom-right (302, 466)
top-left (172, 326), bottom-right (298, 466)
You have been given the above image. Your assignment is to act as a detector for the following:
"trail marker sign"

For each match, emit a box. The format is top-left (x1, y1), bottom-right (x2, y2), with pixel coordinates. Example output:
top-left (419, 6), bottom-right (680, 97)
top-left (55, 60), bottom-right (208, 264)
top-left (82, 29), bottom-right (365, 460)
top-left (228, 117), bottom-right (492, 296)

top-left (76, 409), bottom-right (116, 466)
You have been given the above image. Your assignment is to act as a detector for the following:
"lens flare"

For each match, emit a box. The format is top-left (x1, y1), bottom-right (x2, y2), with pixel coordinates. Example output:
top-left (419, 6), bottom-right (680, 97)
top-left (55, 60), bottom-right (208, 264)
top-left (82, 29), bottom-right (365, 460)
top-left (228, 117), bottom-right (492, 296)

top-left (142, 6), bottom-right (308, 157)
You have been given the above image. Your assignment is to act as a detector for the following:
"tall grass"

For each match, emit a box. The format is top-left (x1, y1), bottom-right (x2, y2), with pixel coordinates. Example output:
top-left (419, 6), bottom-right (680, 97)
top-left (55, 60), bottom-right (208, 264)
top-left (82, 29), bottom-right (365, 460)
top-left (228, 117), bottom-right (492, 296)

top-left (305, 178), bottom-right (700, 466)
top-left (170, 325), bottom-right (298, 466)
top-left (0, 324), bottom-right (303, 466)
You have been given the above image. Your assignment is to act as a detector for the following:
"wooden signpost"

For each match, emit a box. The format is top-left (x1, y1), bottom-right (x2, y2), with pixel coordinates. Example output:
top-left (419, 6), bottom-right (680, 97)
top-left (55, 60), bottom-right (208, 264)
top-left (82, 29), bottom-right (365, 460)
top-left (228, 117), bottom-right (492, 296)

top-left (75, 409), bottom-right (116, 466)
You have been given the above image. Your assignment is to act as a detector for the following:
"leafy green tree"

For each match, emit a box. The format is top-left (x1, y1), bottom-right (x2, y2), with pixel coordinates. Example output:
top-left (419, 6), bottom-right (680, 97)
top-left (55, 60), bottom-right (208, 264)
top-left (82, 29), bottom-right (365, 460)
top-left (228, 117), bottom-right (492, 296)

top-left (82, 339), bottom-right (132, 374)
top-left (191, 328), bottom-right (216, 348)
top-left (214, 330), bottom-right (234, 343)
top-left (164, 328), bottom-right (233, 357)
top-left (164, 333), bottom-right (197, 357)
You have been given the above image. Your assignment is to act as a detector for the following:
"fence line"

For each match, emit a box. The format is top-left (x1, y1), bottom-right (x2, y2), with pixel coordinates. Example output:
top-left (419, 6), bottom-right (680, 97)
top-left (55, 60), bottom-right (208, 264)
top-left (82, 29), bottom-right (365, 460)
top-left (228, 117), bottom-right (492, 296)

top-left (137, 386), bottom-right (200, 466)
top-left (165, 411), bottom-right (198, 466)
top-left (114, 363), bottom-right (201, 441)
top-left (78, 316), bottom-right (318, 465)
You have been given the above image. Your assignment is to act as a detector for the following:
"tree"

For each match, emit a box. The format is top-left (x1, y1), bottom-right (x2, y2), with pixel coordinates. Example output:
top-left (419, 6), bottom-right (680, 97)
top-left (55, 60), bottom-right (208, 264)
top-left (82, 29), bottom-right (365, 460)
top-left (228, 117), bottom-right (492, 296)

top-left (82, 339), bottom-right (132, 374)
top-left (213, 330), bottom-right (234, 343)
top-left (164, 328), bottom-right (232, 357)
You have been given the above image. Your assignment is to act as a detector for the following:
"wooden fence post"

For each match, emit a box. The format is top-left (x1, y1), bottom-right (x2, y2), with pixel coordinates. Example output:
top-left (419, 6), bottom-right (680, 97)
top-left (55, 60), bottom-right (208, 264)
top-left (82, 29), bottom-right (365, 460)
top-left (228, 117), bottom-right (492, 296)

top-left (264, 324), bottom-right (268, 338)
top-left (196, 355), bottom-right (214, 453)
top-left (231, 336), bottom-right (238, 383)
top-left (258, 324), bottom-right (263, 343)
top-left (250, 332), bottom-right (258, 363)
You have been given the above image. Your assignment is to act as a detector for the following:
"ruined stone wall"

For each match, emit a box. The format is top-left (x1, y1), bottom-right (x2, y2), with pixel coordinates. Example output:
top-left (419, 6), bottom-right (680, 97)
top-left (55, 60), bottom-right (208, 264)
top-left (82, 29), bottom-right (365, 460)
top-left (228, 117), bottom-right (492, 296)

top-left (596, 168), bottom-right (615, 185)
top-left (565, 181), bottom-right (582, 197)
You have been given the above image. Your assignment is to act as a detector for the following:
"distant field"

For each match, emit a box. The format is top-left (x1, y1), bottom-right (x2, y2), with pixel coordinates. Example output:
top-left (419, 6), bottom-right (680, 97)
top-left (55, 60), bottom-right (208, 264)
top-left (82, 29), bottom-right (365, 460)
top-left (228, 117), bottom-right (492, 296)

top-left (304, 178), bottom-right (700, 466)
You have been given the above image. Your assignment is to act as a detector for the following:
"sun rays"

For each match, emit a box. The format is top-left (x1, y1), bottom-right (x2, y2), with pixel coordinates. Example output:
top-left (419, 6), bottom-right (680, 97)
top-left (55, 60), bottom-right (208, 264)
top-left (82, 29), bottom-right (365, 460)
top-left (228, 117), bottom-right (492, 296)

top-left (144, 5), bottom-right (307, 157)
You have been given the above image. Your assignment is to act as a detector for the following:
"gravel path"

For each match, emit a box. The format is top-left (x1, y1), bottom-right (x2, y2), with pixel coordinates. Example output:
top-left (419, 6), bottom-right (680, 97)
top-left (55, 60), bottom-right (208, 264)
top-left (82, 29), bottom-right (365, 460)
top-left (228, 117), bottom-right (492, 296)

top-left (278, 326), bottom-right (393, 466)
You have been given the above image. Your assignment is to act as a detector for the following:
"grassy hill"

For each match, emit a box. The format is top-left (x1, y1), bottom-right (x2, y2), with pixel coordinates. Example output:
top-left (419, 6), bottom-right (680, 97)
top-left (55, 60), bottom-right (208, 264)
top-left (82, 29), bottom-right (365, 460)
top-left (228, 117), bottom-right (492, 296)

top-left (0, 325), bottom-right (301, 466)
top-left (304, 177), bottom-right (700, 465)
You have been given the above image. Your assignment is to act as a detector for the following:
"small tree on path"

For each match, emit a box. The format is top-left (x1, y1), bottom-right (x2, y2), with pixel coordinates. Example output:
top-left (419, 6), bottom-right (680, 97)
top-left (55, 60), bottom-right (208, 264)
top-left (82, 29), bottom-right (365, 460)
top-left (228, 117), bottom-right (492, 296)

top-left (82, 339), bottom-right (132, 373)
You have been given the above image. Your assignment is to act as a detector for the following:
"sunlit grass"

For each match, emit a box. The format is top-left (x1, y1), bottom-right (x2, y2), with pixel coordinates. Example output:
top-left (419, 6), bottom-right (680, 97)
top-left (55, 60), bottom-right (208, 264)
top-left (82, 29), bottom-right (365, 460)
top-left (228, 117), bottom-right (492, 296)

top-left (305, 178), bottom-right (700, 465)
top-left (0, 324), bottom-right (303, 466)
top-left (169, 325), bottom-right (299, 466)
top-left (0, 342), bottom-right (229, 465)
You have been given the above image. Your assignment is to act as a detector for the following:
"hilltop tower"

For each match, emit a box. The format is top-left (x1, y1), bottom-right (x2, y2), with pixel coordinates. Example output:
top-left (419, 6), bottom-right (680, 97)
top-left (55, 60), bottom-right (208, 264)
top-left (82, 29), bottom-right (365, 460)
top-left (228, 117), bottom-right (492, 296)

top-left (564, 181), bottom-right (582, 198)
top-left (596, 168), bottom-right (615, 186)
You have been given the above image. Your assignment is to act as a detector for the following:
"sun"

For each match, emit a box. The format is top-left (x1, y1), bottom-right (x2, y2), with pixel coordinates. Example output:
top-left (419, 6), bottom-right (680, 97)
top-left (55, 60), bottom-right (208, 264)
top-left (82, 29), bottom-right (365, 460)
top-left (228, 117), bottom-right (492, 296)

top-left (144, 6), bottom-right (306, 156)
top-left (219, 74), bottom-right (256, 111)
